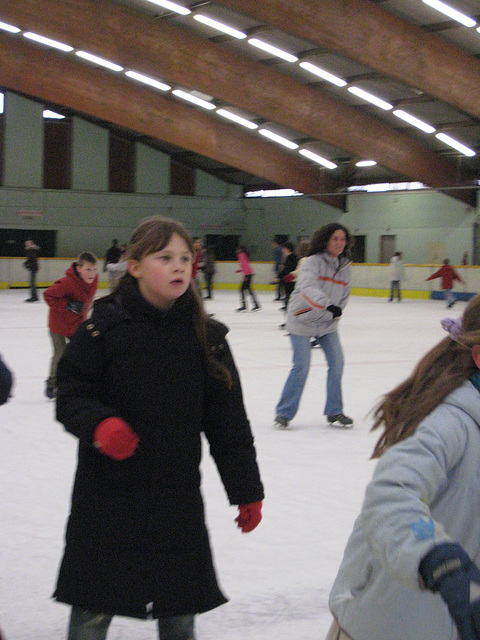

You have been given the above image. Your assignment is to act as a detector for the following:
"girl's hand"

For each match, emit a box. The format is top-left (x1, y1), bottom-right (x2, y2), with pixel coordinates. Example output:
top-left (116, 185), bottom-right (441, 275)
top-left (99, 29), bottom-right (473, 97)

top-left (93, 417), bottom-right (139, 461)
top-left (235, 501), bottom-right (262, 533)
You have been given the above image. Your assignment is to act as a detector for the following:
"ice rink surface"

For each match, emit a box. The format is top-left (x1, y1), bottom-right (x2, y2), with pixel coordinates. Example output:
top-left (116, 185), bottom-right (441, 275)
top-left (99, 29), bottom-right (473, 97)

top-left (0, 287), bottom-right (460, 639)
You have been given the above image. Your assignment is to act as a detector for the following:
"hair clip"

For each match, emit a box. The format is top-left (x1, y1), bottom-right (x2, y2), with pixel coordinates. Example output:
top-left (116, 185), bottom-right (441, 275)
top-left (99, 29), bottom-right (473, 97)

top-left (441, 317), bottom-right (462, 340)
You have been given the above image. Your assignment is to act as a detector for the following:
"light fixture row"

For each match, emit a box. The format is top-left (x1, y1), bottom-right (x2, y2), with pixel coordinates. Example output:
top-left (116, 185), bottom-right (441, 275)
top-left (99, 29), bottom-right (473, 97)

top-left (0, 2), bottom-right (475, 166)
top-left (140, 2), bottom-right (477, 159)
top-left (0, 19), bottom-right (341, 169)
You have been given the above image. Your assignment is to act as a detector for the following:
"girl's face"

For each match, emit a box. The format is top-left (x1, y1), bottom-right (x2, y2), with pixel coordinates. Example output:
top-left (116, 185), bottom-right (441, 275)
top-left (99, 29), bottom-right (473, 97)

top-left (128, 233), bottom-right (193, 309)
top-left (326, 229), bottom-right (347, 257)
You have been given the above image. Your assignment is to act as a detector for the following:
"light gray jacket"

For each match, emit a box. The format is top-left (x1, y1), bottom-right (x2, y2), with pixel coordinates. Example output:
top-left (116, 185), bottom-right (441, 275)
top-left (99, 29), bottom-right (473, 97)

top-left (329, 381), bottom-right (480, 640)
top-left (286, 253), bottom-right (351, 337)
top-left (389, 255), bottom-right (404, 281)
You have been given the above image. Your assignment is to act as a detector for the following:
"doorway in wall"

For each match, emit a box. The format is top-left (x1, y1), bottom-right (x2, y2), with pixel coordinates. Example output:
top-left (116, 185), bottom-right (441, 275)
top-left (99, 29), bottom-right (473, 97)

top-left (379, 235), bottom-right (396, 263)
top-left (351, 235), bottom-right (366, 263)
top-left (473, 223), bottom-right (480, 265)
top-left (204, 234), bottom-right (240, 261)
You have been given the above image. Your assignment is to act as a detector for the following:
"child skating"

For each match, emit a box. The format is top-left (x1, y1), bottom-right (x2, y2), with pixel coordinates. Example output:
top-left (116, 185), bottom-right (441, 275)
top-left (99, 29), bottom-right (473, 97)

top-left (53, 216), bottom-right (264, 640)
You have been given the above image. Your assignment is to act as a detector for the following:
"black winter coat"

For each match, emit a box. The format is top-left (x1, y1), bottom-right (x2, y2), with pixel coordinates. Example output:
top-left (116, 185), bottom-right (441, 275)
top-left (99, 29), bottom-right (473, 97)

top-left (54, 280), bottom-right (264, 619)
top-left (0, 355), bottom-right (13, 405)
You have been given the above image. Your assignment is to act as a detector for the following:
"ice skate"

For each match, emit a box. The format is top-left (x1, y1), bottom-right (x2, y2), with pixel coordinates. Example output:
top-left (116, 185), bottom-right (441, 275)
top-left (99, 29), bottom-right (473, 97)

top-left (327, 414), bottom-right (354, 428)
top-left (274, 415), bottom-right (289, 429)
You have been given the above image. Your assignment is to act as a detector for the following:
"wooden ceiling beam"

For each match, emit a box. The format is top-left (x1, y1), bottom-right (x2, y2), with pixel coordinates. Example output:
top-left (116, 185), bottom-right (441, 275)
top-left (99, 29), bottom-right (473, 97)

top-left (0, 34), bottom-right (343, 208)
top-left (212, 0), bottom-right (480, 124)
top-left (0, 0), bottom-right (474, 204)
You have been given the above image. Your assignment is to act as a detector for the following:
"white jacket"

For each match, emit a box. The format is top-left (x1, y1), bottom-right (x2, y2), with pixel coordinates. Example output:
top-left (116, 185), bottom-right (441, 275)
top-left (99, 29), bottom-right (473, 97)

top-left (389, 256), bottom-right (404, 281)
top-left (329, 381), bottom-right (480, 640)
top-left (286, 253), bottom-right (351, 337)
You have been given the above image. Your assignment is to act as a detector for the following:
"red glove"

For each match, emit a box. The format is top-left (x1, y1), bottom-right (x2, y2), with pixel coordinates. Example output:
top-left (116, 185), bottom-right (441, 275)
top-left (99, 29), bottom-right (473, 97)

top-left (93, 417), bottom-right (139, 461)
top-left (235, 501), bottom-right (262, 533)
top-left (284, 273), bottom-right (295, 282)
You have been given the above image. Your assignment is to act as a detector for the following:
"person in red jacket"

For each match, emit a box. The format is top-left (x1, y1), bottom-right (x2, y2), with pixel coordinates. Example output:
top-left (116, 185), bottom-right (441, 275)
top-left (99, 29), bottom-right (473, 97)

top-left (426, 258), bottom-right (464, 308)
top-left (43, 252), bottom-right (98, 399)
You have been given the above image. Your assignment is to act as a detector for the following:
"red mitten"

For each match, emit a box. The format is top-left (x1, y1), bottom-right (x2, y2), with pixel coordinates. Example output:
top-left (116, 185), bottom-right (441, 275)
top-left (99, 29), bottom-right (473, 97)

top-left (93, 417), bottom-right (139, 461)
top-left (235, 501), bottom-right (263, 533)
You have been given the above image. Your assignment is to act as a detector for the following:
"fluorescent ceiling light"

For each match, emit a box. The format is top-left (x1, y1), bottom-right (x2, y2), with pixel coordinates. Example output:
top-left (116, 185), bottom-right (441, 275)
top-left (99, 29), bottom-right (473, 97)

top-left (125, 71), bottom-right (171, 91)
top-left (0, 93), bottom-right (3, 115)
top-left (248, 39), bottom-right (298, 63)
top-left (245, 189), bottom-right (303, 198)
top-left (393, 109), bottom-right (436, 133)
top-left (299, 149), bottom-right (337, 169)
top-left (216, 109), bottom-right (258, 129)
top-left (348, 181), bottom-right (428, 192)
top-left (23, 32), bottom-right (73, 52)
top-left (172, 89), bottom-right (216, 109)
top-left (144, 0), bottom-right (191, 15)
top-left (356, 160), bottom-right (377, 167)
top-left (258, 129), bottom-right (299, 149)
top-left (422, 0), bottom-right (476, 27)
top-left (435, 132), bottom-right (476, 156)
top-left (76, 51), bottom-right (123, 72)
top-left (348, 87), bottom-right (393, 110)
top-left (43, 110), bottom-right (65, 119)
top-left (193, 15), bottom-right (247, 39)
top-left (299, 62), bottom-right (347, 87)
top-left (0, 21), bottom-right (21, 33)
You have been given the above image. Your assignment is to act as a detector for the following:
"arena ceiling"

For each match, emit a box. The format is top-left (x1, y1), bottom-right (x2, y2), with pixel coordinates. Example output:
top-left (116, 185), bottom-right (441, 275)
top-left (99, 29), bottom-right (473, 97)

top-left (1, 0), bottom-right (480, 209)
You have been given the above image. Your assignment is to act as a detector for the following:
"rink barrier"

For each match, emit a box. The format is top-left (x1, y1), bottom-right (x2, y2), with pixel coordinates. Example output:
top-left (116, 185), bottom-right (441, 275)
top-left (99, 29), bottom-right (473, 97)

top-left (0, 258), bottom-right (478, 299)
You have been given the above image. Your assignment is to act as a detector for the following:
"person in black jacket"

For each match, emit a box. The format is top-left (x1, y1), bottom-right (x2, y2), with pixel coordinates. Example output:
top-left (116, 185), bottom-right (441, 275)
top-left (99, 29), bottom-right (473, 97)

top-left (0, 354), bottom-right (12, 640)
top-left (271, 241), bottom-right (298, 328)
top-left (54, 216), bottom-right (264, 640)
top-left (23, 239), bottom-right (40, 302)
top-left (0, 354), bottom-right (13, 405)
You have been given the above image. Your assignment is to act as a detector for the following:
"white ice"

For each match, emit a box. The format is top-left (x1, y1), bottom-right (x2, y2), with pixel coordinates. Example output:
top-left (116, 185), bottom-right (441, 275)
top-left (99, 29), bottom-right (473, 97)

top-left (0, 288), bottom-right (456, 639)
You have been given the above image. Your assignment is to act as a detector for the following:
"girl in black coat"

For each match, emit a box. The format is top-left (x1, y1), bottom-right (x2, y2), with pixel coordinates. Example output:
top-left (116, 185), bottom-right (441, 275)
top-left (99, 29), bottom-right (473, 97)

top-left (54, 216), bottom-right (264, 640)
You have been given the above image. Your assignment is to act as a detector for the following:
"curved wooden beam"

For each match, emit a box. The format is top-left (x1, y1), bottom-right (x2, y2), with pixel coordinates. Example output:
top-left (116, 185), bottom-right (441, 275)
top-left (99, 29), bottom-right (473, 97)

top-left (212, 0), bottom-right (480, 124)
top-left (0, 0), bottom-right (473, 206)
top-left (0, 34), bottom-right (343, 208)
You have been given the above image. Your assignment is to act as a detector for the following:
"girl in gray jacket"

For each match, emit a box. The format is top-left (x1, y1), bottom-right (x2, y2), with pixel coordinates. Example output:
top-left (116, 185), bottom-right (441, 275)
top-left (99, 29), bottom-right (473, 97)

top-left (327, 294), bottom-right (480, 640)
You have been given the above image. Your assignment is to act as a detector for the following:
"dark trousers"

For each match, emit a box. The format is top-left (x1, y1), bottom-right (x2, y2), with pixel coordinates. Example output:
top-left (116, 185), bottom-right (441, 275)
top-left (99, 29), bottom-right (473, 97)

top-left (67, 607), bottom-right (196, 640)
top-left (204, 273), bottom-right (214, 298)
top-left (389, 280), bottom-right (401, 301)
top-left (240, 275), bottom-right (260, 308)
top-left (29, 270), bottom-right (38, 300)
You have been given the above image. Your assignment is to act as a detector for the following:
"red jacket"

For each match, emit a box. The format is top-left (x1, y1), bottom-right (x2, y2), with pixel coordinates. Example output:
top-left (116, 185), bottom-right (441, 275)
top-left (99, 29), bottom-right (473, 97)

top-left (426, 264), bottom-right (462, 290)
top-left (44, 263), bottom-right (98, 337)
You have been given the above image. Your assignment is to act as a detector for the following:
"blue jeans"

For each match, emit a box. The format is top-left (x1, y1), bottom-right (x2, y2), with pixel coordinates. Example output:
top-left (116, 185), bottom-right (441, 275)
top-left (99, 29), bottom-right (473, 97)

top-left (444, 288), bottom-right (455, 306)
top-left (67, 607), bottom-right (196, 640)
top-left (276, 331), bottom-right (344, 420)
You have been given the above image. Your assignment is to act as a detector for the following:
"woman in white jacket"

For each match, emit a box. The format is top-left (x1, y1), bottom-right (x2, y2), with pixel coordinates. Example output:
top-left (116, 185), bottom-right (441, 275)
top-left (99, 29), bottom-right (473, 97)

top-left (274, 223), bottom-right (353, 429)
top-left (388, 250), bottom-right (404, 302)
top-left (327, 294), bottom-right (480, 640)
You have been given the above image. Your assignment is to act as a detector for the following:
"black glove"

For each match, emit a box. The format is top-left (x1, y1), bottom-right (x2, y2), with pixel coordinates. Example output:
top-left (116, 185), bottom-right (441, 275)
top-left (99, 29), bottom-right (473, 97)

top-left (326, 304), bottom-right (342, 319)
top-left (66, 300), bottom-right (84, 314)
top-left (419, 542), bottom-right (480, 640)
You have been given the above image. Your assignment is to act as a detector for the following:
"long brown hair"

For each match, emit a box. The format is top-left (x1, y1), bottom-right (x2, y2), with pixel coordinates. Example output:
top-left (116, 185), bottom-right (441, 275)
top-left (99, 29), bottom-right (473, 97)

top-left (117, 216), bottom-right (232, 388)
top-left (371, 294), bottom-right (480, 458)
